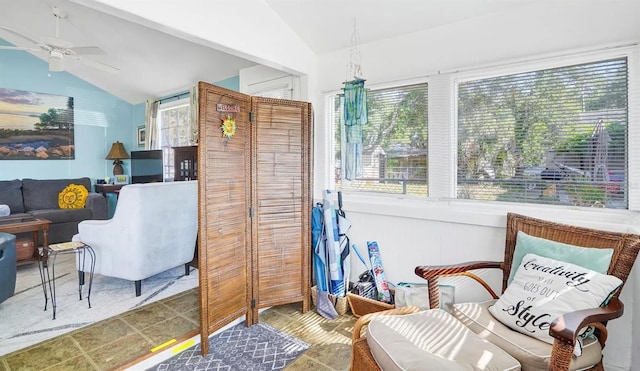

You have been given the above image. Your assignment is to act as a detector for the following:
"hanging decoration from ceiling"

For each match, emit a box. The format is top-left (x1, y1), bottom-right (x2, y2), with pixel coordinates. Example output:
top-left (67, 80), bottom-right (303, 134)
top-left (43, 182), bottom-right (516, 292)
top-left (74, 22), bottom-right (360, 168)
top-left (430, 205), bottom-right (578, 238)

top-left (340, 19), bottom-right (368, 181)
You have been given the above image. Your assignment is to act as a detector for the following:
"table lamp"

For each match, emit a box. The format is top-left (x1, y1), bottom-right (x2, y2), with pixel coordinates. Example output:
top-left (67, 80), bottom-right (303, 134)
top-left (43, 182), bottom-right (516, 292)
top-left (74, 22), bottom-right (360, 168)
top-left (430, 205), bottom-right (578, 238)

top-left (106, 141), bottom-right (130, 175)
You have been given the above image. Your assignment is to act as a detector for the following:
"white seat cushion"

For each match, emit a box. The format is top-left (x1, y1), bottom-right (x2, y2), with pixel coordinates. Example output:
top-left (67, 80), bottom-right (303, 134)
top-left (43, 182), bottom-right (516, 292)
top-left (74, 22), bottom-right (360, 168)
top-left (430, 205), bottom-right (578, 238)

top-left (367, 309), bottom-right (521, 370)
top-left (453, 300), bottom-right (601, 371)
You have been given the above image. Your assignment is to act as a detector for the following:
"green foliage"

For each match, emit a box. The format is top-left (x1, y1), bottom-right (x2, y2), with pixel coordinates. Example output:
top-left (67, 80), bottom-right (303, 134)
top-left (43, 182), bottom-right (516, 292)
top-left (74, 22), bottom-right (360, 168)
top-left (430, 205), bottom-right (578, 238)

top-left (564, 176), bottom-right (607, 207)
top-left (363, 86), bottom-right (427, 150)
top-left (457, 58), bottom-right (627, 209)
top-left (34, 107), bottom-right (74, 131)
top-left (555, 130), bottom-right (590, 153)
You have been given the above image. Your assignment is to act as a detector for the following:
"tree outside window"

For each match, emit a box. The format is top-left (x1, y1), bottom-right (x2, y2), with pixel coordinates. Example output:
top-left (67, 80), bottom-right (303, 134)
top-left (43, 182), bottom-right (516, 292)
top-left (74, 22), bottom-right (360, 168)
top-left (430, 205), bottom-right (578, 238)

top-left (457, 58), bottom-right (628, 209)
top-left (334, 83), bottom-right (428, 196)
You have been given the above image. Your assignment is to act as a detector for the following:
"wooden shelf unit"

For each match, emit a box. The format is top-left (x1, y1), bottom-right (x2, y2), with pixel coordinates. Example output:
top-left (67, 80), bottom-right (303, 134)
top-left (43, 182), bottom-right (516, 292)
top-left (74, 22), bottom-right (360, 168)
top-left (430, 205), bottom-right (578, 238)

top-left (173, 145), bottom-right (198, 181)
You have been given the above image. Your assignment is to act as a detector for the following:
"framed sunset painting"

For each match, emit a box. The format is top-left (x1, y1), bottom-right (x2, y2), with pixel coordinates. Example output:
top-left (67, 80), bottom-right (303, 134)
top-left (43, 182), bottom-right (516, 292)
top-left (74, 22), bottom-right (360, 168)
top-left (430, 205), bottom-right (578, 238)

top-left (0, 88), bottom-right (74, 160)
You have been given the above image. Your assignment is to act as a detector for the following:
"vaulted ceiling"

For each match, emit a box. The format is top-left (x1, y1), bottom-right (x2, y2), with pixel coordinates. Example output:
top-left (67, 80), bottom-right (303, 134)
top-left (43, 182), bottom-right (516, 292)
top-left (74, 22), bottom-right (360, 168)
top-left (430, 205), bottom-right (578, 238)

top-left (0, 0), bottom-right (551, 104)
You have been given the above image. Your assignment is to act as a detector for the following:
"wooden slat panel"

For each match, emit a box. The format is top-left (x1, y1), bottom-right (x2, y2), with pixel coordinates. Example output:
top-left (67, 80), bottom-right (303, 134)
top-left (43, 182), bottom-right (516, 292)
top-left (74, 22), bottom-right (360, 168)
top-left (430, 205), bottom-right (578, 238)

top-left (251, 98), bottom-right (311, 314)
top-left (198, 82), bottom-right (252, 354)
top-left (198, 88), bottom-right (312, 341)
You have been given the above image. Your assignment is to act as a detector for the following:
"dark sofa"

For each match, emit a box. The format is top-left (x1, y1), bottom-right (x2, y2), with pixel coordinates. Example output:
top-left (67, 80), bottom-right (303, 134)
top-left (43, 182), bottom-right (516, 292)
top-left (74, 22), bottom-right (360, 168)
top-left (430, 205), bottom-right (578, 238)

top-left (0, 178), bottom-right (108, 244)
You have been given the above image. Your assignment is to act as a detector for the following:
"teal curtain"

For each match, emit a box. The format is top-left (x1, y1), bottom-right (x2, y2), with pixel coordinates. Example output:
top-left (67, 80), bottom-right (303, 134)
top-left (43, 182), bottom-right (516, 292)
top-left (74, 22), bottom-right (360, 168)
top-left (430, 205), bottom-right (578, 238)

top-left (341, 79), bottom-right (367, 180)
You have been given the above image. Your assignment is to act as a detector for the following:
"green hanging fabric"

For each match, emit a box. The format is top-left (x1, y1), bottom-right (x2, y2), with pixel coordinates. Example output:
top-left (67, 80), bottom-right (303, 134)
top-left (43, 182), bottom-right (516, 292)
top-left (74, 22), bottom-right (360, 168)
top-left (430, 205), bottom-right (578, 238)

top-left (342, 79), bottom-right (367, 180)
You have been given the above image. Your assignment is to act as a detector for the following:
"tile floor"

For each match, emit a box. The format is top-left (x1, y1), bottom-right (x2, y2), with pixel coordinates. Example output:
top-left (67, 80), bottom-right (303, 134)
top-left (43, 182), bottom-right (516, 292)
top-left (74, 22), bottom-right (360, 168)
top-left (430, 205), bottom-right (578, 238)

top-left (0, 288), bottom-right (355, 370)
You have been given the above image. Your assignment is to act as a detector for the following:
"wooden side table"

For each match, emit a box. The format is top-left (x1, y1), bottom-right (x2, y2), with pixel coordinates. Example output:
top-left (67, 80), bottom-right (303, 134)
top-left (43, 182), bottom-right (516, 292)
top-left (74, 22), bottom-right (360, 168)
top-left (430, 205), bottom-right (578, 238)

top-left (94, 183), bottom-right (125, 198)
top-left (0, 215), bottom-right (50, 266)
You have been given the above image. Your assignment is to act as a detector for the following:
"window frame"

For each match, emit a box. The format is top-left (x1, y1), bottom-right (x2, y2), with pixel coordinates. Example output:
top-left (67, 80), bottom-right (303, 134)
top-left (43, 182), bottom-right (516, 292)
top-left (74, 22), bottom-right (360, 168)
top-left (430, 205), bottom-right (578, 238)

top-left (454, 57), bottom-right (629, 209)
top-left (325, 44), bottom-right (639, 216)
top-left (328, 77), bottom-right (430, 198)
top-left (156, 97), bottom-right (191, 181)
top-left (245, 75), bottom-right (298, 100)
top-left (451, 46), bottom-right (639, 211)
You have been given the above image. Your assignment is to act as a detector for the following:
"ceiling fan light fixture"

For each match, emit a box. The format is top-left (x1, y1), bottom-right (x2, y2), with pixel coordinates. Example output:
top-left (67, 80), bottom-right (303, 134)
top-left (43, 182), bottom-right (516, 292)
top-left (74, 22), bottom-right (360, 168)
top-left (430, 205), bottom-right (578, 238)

top-left (48, 50), bottom-right (64, 71)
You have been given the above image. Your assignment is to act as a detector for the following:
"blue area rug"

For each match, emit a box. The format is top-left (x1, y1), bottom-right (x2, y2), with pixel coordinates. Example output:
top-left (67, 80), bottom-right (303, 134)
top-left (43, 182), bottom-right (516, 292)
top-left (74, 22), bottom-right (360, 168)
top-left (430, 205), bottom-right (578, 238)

top-left (148, 322), bottom-right (310, 371)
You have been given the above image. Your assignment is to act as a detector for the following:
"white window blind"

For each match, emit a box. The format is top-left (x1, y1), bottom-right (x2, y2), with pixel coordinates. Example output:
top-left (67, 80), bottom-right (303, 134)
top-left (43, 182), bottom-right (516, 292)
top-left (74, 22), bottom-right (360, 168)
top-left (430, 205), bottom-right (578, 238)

top-left (334, 82), bottom-right (428, 196)
top-left (457, 57), bottom-right (628, 209)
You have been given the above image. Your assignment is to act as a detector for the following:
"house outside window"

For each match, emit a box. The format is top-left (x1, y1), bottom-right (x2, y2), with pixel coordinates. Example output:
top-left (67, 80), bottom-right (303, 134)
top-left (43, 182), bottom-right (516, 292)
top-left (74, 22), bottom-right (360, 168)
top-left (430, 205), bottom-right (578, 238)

top-left (333, 82), bottom-right (428, 196)
top-left (456, 57), bottom-right (628, 209)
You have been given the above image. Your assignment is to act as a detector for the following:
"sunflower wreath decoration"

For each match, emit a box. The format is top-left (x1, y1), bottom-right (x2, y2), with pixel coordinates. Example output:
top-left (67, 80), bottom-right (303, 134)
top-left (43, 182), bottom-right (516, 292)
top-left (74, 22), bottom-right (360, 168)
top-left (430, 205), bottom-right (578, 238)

top-left (221, 116), bottom-right (236, 139)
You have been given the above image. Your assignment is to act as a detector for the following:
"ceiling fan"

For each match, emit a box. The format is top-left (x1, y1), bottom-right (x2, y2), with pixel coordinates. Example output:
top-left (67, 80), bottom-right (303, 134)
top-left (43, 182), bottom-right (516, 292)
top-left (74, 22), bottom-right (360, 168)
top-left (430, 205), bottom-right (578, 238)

top-left (0, 6), bottom-right (119, 73)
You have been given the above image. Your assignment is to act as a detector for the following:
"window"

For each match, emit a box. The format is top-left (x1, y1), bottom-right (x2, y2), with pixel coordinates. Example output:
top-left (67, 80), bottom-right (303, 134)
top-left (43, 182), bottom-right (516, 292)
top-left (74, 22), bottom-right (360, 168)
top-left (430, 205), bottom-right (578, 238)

top-left (157, 98), bottom-right (191, 180)
top-left (457, 58), bottom-right (628, 209)
top-left (333, 82), bottom-right (428, 196)
top-left (246, 76), bottom-right (296, 99)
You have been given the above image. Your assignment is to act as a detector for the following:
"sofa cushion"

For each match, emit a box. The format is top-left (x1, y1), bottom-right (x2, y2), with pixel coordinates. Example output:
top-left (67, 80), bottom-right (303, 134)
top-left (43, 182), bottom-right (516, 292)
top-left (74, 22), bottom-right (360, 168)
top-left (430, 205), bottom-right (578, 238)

top-left (453, 300), bottom-right (602, 370)
top-left (29, 208), bottom-right (92, 224)
top-left (58, 184), bottom-right (89, 209)
top-left (0, 179), bottom-right (24, 214)
top-left (22, 178), bottom-right (92, 211)
top-left (367, 309), bottom-right (521, 371)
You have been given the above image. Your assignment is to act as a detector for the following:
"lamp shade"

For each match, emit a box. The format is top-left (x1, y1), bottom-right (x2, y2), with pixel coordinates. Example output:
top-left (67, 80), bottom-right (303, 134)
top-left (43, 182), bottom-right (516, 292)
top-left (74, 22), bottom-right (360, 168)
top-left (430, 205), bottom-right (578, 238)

top-left (106, 141), bottom-right (129, 176)
top-left (106, 141), bottom-right (130, 160)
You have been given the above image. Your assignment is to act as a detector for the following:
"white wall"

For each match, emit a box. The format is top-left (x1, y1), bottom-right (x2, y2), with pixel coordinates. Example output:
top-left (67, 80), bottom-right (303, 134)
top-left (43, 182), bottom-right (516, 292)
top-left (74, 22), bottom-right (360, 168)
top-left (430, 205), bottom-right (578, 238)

top-left (80, 0), bottom-right (317, 77)
top-left (314, 2), bottom-right (640, 370)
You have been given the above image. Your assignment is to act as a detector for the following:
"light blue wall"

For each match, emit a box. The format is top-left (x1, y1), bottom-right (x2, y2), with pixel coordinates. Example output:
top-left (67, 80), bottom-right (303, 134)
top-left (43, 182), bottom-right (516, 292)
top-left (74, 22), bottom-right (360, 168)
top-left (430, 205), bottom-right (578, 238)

top-left (130, 103), bottom-right (146, 149)
top-left (214, 76), bottom-right (239, 91)
top-left (0, 38), bottom-right (134, 183)
top-left (1, 38), bottom-right (241, 185)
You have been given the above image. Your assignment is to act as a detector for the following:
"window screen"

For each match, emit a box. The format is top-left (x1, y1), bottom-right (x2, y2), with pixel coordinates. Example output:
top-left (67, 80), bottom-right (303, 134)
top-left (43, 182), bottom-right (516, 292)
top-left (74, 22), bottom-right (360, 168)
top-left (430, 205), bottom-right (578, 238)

top-left (457, 58), bottom-right (628, 209)
top-left (334, 83), bottom-right (428, 196)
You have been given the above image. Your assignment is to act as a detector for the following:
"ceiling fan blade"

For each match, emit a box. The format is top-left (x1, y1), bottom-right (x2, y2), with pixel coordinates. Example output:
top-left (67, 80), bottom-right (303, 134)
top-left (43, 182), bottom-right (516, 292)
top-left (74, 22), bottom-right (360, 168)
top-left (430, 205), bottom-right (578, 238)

top-left (0, 45), bottom-right (41, 52)
top-left (69, 46), bottom-right (105, 56)
top-left (40, 36), bottom-right (73, 49)
top-left (77, 57), bottom-right (120, 74)
top-left (0, 26), bottom-right (41, 46)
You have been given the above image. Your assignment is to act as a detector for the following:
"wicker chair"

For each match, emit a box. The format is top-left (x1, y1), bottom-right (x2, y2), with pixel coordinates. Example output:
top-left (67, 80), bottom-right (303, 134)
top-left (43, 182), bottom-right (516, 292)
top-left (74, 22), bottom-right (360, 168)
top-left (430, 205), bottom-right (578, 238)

top-left (350, 212), bottom-right (640, 371)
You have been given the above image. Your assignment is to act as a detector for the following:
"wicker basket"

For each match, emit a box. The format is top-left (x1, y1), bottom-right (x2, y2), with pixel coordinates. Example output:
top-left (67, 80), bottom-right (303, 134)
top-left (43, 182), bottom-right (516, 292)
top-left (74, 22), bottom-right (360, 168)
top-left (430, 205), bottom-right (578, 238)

top-left (15, 237), bottom-right (35, 261)
top-left (311, 286), bottom-right (349, 315)
top-left (347, 292), bottom-right (395, 317)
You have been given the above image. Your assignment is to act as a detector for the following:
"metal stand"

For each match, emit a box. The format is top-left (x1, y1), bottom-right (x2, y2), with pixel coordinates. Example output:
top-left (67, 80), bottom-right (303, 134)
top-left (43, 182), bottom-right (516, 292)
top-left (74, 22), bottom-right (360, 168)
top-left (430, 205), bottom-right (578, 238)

top-left (39, 242), bottom-right (95, 320)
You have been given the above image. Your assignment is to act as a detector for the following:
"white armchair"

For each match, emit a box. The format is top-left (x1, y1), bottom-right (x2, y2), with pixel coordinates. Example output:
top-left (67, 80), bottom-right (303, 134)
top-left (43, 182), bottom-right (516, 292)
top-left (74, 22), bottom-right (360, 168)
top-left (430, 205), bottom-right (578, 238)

top-left (73, 181), bottom-right (197, 296)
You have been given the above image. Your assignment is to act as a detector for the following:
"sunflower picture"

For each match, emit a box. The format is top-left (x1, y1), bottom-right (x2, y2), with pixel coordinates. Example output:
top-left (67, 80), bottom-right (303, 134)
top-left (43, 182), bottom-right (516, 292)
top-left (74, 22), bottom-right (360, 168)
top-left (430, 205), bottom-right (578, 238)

top-left (221, 116), bottom-right (236, 139)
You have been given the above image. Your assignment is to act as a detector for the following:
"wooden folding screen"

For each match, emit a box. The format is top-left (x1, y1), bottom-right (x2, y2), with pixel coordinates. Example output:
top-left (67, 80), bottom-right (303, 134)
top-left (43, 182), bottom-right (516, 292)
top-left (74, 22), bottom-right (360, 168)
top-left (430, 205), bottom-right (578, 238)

top-left (197, 82), bottom-right (311, 354)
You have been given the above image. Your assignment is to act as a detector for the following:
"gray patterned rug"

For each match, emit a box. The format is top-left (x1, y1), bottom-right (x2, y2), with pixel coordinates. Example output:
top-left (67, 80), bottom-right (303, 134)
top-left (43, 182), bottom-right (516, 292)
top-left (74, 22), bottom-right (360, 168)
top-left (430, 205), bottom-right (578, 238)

top-left (148, 322), bottom-right (310, 371)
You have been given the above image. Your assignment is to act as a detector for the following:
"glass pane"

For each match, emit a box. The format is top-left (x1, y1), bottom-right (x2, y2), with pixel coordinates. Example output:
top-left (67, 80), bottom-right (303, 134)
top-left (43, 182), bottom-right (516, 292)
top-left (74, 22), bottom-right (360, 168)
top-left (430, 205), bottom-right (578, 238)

top-left (334, 83), bottom-right (428, 197)
top-left (457, 58), bottom-right (628, 209)
top-left (159, 103), bottom-right (191, 180)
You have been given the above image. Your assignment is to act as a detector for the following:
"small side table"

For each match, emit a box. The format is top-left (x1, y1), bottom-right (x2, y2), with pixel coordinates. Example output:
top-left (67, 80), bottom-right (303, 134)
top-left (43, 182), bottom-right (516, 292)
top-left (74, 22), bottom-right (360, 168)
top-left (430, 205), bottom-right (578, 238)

top-left (40, 241), bottom-right (96, 320)
top-left (94, 183), bottom-right (125, 198)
